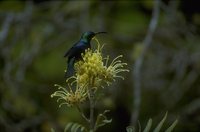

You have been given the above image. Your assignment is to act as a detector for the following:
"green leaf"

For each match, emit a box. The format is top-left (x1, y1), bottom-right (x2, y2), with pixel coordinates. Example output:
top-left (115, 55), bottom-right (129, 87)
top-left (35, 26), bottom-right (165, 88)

top-left (126, 126), bottom-right (135, 132)
top-left (153, 112), bottom-right (168, 132)
top-left (165, 119), bottom-right (178, 132)
top-left (143, 118), bottom-right (152, 132)
top-left (64, 122), bottom-right (73, 132)
top-left (138, 121), bottom-right (141, 132)
top-left (95, 110), bottom-right (112, 130)
top-left (51, 128), bottom-right (55, 132)
top-left (127, 112), bottom-right (177, 132)
top-left (64, 122), bottom-right (86, 132)
top-left (71, 123), bottom-right (78, 132)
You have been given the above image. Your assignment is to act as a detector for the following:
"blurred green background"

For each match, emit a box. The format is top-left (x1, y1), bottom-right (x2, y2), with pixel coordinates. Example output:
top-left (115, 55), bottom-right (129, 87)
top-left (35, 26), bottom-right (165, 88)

top-left (0, 0), bottom-right (200, 132)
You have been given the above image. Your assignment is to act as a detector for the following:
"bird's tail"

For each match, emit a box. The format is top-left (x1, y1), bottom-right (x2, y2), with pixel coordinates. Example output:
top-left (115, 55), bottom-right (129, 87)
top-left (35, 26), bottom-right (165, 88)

top-left (65, 58), bottom-right (75, 78)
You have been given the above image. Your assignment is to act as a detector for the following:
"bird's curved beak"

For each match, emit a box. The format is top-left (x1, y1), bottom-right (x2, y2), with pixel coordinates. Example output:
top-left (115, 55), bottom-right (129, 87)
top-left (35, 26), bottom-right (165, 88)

top-left (92, 32), bottom-right (107, 40)
top-left (95, 32), bottom-right (107, 35)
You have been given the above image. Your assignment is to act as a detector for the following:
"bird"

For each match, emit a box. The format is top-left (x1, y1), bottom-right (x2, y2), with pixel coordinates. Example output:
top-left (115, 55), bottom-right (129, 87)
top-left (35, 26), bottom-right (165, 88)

top-left (64, 31), bottom-right (106, 77)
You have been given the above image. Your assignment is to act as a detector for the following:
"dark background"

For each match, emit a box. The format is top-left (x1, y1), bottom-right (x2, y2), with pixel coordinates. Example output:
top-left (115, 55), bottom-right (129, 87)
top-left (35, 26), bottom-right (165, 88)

top-left (0, 0), bottom-right (200, 131)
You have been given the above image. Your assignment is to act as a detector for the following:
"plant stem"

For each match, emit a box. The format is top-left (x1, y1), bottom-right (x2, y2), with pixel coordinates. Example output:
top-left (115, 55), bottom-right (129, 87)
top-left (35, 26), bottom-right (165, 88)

top-left (131, 0), bottom-right (160, 125)
top-left (76, 105), bottom-right (90, 123)
top-left (89, 89), bottom-right (95, 132)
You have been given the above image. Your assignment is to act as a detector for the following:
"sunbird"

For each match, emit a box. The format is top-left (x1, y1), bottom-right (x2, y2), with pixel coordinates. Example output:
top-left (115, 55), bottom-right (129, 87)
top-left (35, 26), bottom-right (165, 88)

top-left (64, 31), bottom-right (106, 77)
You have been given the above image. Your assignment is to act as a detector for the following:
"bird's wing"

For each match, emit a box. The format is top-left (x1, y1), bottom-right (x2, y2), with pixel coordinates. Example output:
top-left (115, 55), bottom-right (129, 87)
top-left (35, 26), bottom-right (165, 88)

top-left (64, 47), bottom-right (72, 57)
top-left (64, 41), bottom-right (88, 58)
top-left (64, 43), bottom-right (77, 58)
top-left (65, 57), bottom-right (75, 78)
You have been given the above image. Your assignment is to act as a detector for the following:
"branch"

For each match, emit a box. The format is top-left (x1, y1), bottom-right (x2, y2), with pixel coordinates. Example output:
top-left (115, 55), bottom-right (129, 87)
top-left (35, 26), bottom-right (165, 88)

top-left (0, 13), bottom-right (13, 46)
top-left (89, 89), bottom-right (95, 131)
top-left (131, 0), bottom-right (160, 125)
top-left (2, 113), bottom-right (47, 132)
top-left (76, 105), bottom-right (90, 123)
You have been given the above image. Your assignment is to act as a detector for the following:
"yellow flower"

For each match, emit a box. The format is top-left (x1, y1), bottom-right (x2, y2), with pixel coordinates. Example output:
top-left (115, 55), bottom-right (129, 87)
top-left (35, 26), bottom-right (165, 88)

top-left (51, 38), bottom-right (129, 108)
top-left (75, 49), bottom-right (104, 77)
top-left (74, 38), bottom-right (129, 88)
top-left (103, 55), bottom-right (129, 85)
top-left (51, 83), bottom-right (88, 107)
top-left (74, 48), bottom-right (105, 88)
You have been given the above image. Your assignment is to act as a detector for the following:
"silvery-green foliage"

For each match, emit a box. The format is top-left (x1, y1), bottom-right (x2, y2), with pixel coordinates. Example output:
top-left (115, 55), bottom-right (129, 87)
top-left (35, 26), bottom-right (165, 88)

top-left (94, 110), bottom-right (112, 131)
top-left (64, 122), bottom-right (87, 132)
top-left (127, 113), bottom-right (178, 132)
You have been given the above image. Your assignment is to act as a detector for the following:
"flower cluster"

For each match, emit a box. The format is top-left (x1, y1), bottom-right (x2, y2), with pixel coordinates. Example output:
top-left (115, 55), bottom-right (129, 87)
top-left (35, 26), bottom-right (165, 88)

top-left (74, 48), bottom-right (105, 88)
top-left (51, 83), bottom-right (87, 107)
top-left (51, 38), bottom-right (129, 107)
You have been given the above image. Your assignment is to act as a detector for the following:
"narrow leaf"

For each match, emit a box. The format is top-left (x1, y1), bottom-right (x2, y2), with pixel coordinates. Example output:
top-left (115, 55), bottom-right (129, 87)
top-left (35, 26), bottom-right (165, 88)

top-left (143, 118), bottom-right (152, 132)
top-left (102, 119), bottom-right (112, 123)
top-left (64, 122), bottom-right (73, 132)
top-left (138, 121), bottom-right (141, 132)
top-left (95, 110), bottom-right (112, 129)
top-left (51, 128), bottom-right (55, 132)
top-left (64, 122), bottom-right (86, 132)
top-left (126, 126), bottom-right (135, 132)
top-left (153, 112), bottom-right (168, 132)
top-left (81, 127), bottom-right (85, 132)
top-left (165, 119), bottom-right (178, 132)
top-left (71, 123), bottom-right (78, 132)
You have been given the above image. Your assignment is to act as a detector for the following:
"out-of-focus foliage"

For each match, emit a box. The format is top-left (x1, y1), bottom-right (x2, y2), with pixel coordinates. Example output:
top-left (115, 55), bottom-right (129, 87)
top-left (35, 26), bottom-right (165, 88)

top-left (126, 112), bottom-right (178, 132)
top-left (64, 122), bottom-right (87, 132)
top-left (0, 0), bottom-right (200, 132)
